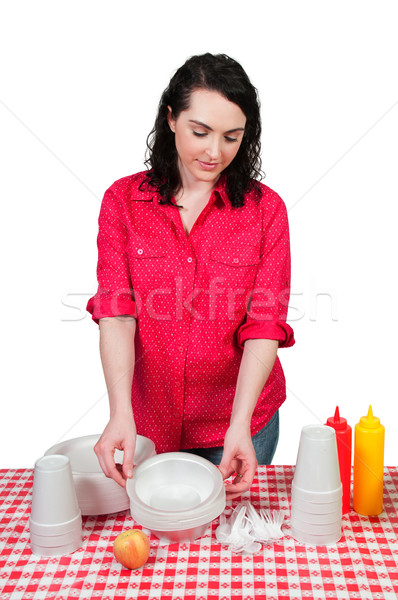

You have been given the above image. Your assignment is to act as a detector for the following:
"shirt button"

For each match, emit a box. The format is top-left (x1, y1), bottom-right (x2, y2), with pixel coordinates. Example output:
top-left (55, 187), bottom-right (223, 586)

top-left (187, 257), bottom-right (193, 263)
top-left (178, 346), bottom-right (184, 352)
top-left (233, 258), bottom-right (239, 263)
top-left (137, 248), bottom-right (143, 255)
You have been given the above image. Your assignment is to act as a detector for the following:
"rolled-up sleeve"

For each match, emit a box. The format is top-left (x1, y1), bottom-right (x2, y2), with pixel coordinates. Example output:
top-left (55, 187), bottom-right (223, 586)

top-left (237, 192), bottom-right (295, 349)
top-left (86, 187), bottom-right (137, 325)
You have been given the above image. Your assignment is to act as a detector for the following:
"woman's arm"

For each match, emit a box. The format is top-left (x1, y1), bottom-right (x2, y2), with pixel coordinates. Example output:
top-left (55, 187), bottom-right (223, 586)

top-left (94, 315), bottom-right (137, 487)
top-left (219, 338), bottom-right (279, 500)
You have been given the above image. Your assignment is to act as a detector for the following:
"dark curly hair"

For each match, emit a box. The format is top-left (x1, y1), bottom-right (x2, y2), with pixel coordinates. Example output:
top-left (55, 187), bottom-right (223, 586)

top-left (141, 53), bottom-right (264, 208)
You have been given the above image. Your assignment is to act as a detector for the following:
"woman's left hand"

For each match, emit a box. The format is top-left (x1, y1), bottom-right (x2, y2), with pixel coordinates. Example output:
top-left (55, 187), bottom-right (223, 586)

top-left (218, 423), bottom-right (258, 500)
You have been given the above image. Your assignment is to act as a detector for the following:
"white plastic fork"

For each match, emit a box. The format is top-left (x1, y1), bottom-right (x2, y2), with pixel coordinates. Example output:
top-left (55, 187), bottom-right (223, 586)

top-left (215, 504), bottom-right (261, 553)
top-left (242, 501), bottom-right (284, 543)
top-left (259, 508), bottom-right (284, 540)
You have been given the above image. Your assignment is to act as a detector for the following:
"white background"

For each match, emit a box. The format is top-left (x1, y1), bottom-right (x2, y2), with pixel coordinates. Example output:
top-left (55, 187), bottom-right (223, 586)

top-left (1, 0), bottom-right (397, 469)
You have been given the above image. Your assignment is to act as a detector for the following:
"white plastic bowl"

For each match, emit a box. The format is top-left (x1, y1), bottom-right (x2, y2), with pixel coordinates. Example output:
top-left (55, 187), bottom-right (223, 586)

top-left (127, 452), bottom-right (226, 542)
top-left (45, 434), bottom-right (156, 515)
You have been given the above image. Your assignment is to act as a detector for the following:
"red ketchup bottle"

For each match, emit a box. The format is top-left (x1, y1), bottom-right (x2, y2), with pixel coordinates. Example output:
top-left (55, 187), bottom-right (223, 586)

top-left (326, 406), bottom-right (352, 514)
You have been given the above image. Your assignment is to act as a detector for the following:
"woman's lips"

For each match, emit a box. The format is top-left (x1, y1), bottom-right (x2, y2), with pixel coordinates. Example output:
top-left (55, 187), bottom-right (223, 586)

top-left (197, 160), bottom-right (219, 171)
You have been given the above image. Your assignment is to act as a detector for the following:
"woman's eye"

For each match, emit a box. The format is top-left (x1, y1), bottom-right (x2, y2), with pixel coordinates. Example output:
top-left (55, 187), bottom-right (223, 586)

top-left (192, 131), bottom-right (238, 142)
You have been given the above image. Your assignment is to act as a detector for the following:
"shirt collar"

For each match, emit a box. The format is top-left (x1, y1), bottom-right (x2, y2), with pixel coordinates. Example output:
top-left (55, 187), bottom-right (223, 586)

top-left (147, 173), bottom-right (230, 207)
top-left (212, 174), bottom-right (230, 207)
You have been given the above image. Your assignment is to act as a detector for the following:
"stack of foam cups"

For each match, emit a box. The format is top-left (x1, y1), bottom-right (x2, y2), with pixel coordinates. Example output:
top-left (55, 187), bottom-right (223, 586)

top-left (290, 425), bottom-right (343, 545)
top-left (29, 455), bottom-right (82, 556)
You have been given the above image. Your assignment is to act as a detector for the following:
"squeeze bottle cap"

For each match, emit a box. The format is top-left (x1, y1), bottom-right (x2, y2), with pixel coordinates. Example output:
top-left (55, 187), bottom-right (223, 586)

top-left (359, 405), bottom-right (380, 429)
top-left (326, 406), bottom-right (347, 431)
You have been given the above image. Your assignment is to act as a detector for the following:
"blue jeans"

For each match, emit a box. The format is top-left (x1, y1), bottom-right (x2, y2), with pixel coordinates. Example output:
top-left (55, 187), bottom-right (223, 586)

top-left (182, 410), bottom-right (279, 466)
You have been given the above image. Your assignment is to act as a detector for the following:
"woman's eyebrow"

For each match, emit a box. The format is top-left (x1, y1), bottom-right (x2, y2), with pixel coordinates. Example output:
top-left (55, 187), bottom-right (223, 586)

top-left (188, 119), bottom-right (245, 134)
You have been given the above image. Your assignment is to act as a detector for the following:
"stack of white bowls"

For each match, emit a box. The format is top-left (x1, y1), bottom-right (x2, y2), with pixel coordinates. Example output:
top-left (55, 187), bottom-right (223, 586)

top-left (30, 455), bottom-right (82, 556)
top-left (290, 425), bottom-right (343, 545)
top-left (127, 452), bottom-right (226, 542)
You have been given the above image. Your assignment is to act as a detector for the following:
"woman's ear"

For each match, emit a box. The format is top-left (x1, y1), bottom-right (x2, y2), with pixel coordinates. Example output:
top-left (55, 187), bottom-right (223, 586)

top-left (167, 106), bottom-right (176, 133)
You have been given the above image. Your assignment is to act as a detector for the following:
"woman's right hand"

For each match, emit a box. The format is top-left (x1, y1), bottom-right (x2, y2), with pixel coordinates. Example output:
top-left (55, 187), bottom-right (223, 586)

top-left (94, 411), bottom-right (137, 488)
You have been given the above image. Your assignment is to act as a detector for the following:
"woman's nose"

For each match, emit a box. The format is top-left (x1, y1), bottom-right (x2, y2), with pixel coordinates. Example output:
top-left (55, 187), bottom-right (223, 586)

top-left (206, 137), bottom-right (221, 160)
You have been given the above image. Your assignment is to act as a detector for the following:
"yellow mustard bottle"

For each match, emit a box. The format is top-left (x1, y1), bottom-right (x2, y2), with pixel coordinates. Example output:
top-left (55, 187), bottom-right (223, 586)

top-left (353, 405), bottom-right (385, 515)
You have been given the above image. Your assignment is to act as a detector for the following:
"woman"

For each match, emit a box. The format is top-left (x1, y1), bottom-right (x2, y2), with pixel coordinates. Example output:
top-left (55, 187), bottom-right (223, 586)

top-left (86, 53), bottom-right (295, 500)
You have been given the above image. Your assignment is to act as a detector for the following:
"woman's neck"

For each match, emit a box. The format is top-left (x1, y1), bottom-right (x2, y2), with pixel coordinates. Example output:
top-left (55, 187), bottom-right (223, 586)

top-left (176, 160), bottom-right (219, 203)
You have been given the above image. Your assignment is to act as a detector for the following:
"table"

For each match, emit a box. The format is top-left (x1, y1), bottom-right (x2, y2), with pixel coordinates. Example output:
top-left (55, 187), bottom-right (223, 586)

top-left (1, 466), bottom-right (398, 600)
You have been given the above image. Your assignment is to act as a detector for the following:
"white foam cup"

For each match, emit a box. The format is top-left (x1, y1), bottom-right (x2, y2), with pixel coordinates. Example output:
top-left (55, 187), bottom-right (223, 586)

top-left (30, 537), bottom-right (82, 557)
top-left (291, 506), bottom-right (342, 525)
top-left (290, 514), bottom-right (342, 534)
top-left (291, 482), bottom-right (343, 504)
top-left (292, 425), bottom-right (341, 493)
top-left (290, 494), bottom-right (342, 515)
top-left (290, 524), bottom-right (342, 545)
top-left (30, 528), bottom-right (82, 548)
top-left (29, 514), bottom-right (82, 537)
top-left (29, 455), bottom-right (82, 556)
top-left (30, 455), bottom-right (80, 524)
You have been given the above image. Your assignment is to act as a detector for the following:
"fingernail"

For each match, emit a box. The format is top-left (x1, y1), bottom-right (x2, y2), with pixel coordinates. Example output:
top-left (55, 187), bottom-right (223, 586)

top-left (127, 470), bottom-right (133, 478)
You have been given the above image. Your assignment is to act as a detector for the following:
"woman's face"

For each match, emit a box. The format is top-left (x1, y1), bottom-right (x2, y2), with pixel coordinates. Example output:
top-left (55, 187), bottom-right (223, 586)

top-left (167, 88), bottom-right (246, 188)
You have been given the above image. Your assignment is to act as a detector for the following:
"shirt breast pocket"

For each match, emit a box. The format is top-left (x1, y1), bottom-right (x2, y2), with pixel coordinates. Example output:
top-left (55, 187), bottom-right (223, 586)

top-left (209, 244), bottom-right (261, 296)
top-left (127, 238), bottom-right (168, 292)
top-left (210, 245), bottom-right (261, 268)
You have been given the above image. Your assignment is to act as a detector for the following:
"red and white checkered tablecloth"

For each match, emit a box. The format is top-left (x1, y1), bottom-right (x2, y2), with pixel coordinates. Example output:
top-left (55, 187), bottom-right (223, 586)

top-left (1, 466), bottom-right (398, 600)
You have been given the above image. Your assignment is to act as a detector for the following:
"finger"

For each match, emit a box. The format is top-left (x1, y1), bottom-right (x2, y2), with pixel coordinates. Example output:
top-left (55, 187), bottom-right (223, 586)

top-left (219, 465), bottom-right (237, 481)
top-left (225, 459), bottom-right (257, 496)
top-left (226, 489), bottom-right (247, 501)
top-left (222, 468), bottom-right (244, 486)
top-left (107, 462), bottom-right (126, 488)
top-left (224, 467), bottom-right (252, 491)
top-left (94, 443), bottom-right (109, 477)
top-left (232, 472), bottom-right (245, 485)
top-left (103, 450), bottom-right (126, 487)
top-left (224, 481), bottom-right (248, 503)
top-left (245, 456), bottom-right (258, 488)
top-left (122, 438), bottom-right (136, 480)
top-left (218, 458), bottom-right (231, 481)
top-left (95, 443), bottom-right (126, 488)
top-left (219, 453), bottom-right (239, 480)
top-left (224, 478), bottom-right (249, 495)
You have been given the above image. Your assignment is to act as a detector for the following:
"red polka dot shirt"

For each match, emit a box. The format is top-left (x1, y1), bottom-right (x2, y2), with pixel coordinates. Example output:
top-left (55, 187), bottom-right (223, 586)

top-left (87, 171), bottom-right (295, 453)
